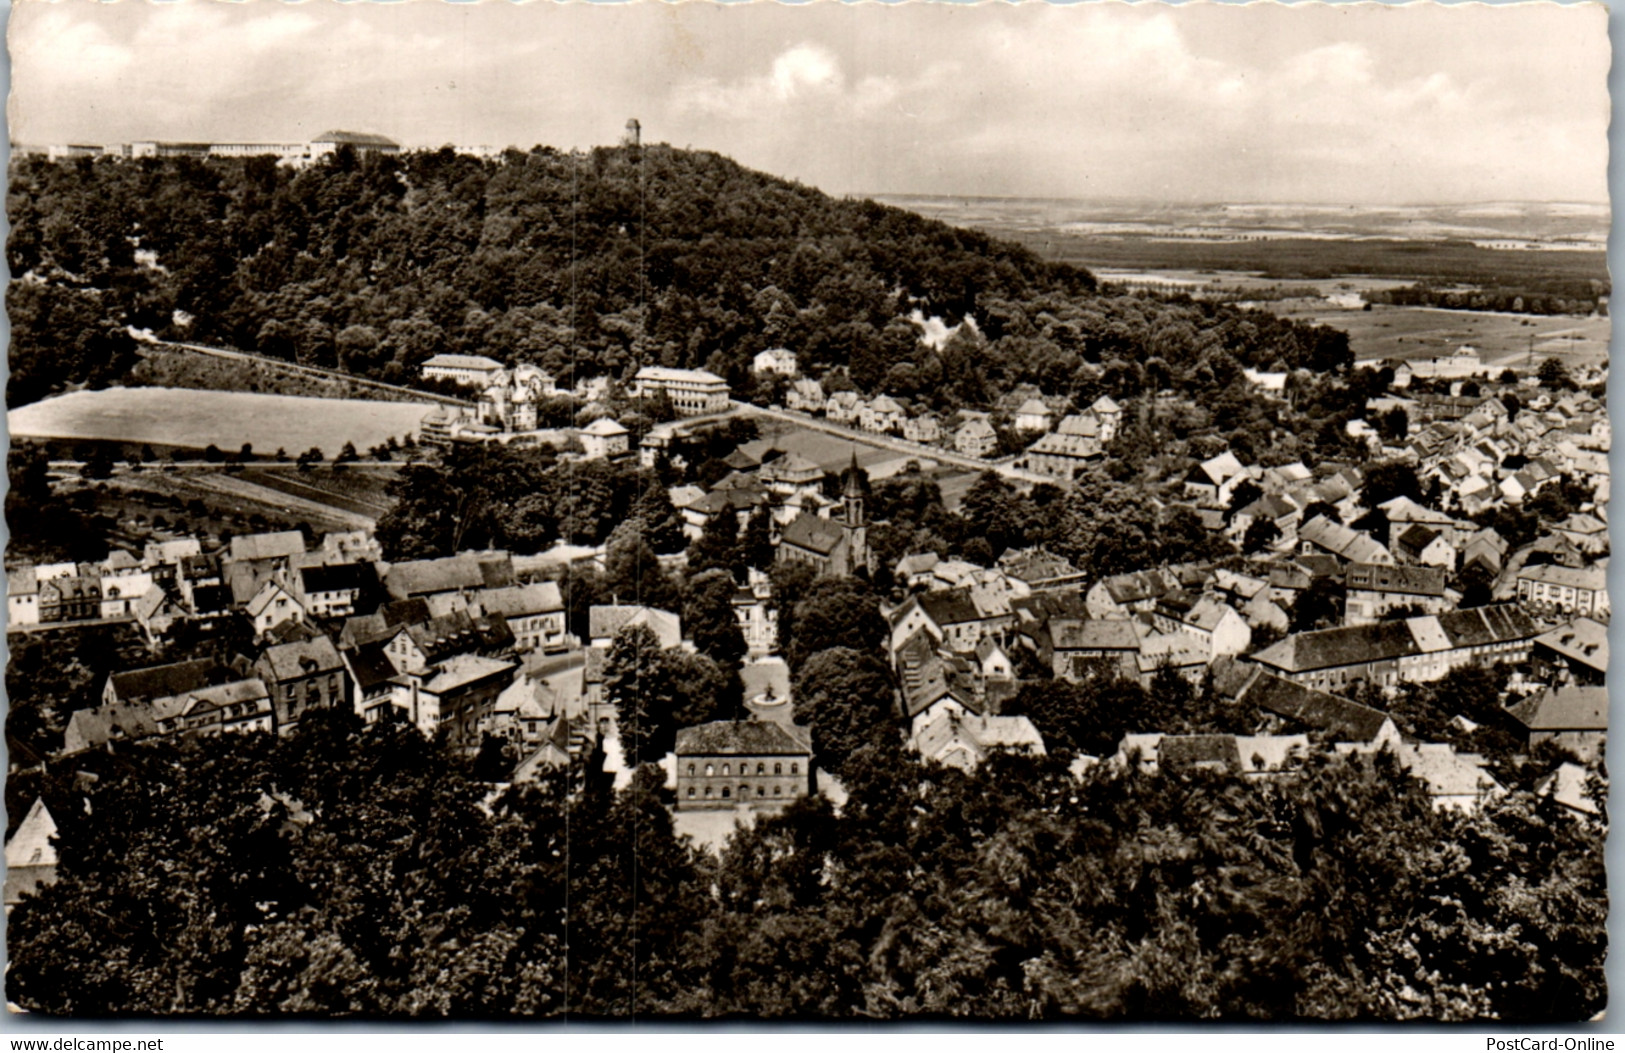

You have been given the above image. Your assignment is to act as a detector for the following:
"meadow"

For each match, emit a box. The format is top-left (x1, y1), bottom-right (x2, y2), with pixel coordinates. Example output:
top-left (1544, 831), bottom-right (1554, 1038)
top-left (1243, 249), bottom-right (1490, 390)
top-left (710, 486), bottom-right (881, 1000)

top-left (755, 421), bottom-right (982, 508)
top-left (9, 387), bottom-right (435, 456)
top-left (1268, 300), bottom-right (1611, 368)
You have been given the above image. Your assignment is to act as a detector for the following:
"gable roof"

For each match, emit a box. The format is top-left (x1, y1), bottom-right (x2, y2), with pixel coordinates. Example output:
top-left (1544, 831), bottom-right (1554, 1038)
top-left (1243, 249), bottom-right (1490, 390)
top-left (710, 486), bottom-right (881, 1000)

top-left (417, 654), bottom-right (517, 694)
top-left (5, 799), bottom-right (58, 870)
top-left (1251, 604), bottom-right (1536, 674)
top-left (299, 562), bottom-right (369, 595)
top-left (917, 713), bottom-right (1046, 765)
top-left (1056, 413), bottom-right (1101, 438)
top-left (675, 720), bottom-right (813, 756)
top-left (779, 513), bottom-right (848, 557)
top-left (386, 552), bottom-right (513, 598)
top-left (154, 678), bottom-right (271, 723)
top-left (1516, 563), bottom-right (1606, 591)
top-left (1096, 568), bottom-right (1179, 606)
top-left (230, 531), bottom-right (307, 564)
top-left (345, 642), bottom-right (400, 693)
top-left (1052, 618), bottom-right (1142, 652)
top-left (109, 658), bottom-right (231, 704)
top-left (257, 636), bottom-right (345, 683)
top-left (1507, 685), bottom-right (1608, 732)
top-left (399, 610), bottom-right (516, 662)
top-left (1533, 617), bottom-right (1609, 673)
top-left (1298, 516), bottom-right (1392, 563)
top-left (588, 604), bottom-right (681, 647)
top-left (64, 701), bottom-right (162, 753)
top-left (1395, 524), bottom-right (1444, 557)
top-left (1189, 451), bottom-right (1246, 486)
top-left (476, 582), bottom-right (564, 619)
top-left (247, 578), bottom-right (300, 618)
top-left (916, 588), bottom-right (983, 627)
top-left (1223, 664), bottom-right (1394, 743)
top-left (903, 656), bottom-right (982, 719)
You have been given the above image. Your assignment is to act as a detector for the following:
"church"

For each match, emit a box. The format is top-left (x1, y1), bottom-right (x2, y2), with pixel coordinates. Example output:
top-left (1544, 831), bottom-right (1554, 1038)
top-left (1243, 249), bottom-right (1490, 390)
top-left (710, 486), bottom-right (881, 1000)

top-left (775, 454), bottom-right (873, 578)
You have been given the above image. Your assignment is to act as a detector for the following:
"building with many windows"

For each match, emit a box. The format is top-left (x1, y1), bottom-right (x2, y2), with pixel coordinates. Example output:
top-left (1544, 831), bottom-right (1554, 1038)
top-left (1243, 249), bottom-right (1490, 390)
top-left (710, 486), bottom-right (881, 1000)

top-left (1247, 605), bottom-right (1539, 692)
top-left (1516, 563), bottom-right (1610, 618)
top-left (674, 720), bottom-right (812, 810)
top-left (421, 354), bottom-right (507, 387)
top-left (632, 366), bottom-right (730, 416)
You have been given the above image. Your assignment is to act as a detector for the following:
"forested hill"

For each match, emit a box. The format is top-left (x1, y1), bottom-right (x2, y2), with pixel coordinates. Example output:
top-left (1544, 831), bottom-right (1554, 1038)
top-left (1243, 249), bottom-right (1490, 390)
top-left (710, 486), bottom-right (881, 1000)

top-left (7, 144), bottom-right (1349, 409)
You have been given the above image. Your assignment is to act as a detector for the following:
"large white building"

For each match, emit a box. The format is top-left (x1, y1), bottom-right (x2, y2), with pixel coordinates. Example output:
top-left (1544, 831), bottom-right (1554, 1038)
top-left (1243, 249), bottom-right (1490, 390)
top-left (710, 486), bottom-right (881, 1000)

top-left (422, 354), bottom-right (507, 387)
top-left (309, 131), bottom-right (402, 159)
top-left (633, 366), bottom-right (730, 416)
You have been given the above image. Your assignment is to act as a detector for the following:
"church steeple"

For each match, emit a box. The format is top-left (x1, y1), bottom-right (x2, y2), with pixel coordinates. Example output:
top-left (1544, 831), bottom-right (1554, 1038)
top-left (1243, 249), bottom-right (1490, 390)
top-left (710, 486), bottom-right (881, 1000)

top-left (842, 449), bottom-right (866, 528)
top-left (840, 449), bottom-right (871, 577)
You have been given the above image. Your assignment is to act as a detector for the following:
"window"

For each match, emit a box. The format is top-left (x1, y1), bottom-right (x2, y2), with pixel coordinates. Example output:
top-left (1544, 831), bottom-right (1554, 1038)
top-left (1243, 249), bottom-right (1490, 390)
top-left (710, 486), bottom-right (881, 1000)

top-left (704, 786), bottom-right (712, 798)
top-left (758, 786), bottom-right (766, 797)
top-left (774, 786), bottom-right (781, 796)
top-left (688, 764), bottom-right (696, 776)
top-left (705, 764), bottom-right (714, 777)
top-left (757, 763), bottom-right (766, 775)
top-left (740, 785), bottom-right (749, 799)
top-left (722, 763), bottom-right (731, 776)
top-left (721, 787), bottom-right (730, 799)
top-left (774, 763), bottom-right (782, 775)
top-left (791, 763), bottom-right (799, 775)
top-left (687, 787), bottom-right (695, 798)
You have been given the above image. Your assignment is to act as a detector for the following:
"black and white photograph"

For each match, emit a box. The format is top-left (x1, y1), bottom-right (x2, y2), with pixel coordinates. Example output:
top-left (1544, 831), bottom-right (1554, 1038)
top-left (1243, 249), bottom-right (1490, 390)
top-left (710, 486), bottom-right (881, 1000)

top-left (0, 0), bottom-right (1611, 1023)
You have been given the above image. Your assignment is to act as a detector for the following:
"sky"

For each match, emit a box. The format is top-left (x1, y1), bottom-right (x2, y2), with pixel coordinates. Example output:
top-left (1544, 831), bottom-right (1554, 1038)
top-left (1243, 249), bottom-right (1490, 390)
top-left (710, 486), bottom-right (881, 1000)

top-left (7, 0), bottom-right (1611, 205)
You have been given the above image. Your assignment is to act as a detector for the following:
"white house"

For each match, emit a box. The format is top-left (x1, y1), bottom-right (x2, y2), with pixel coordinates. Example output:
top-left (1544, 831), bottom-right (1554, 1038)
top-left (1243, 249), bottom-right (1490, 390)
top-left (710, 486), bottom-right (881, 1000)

top-left (752, 348), bottom-right (799, 376)
top-left (955, 418), bottom-right (998, 458)
top-left (1013, 399), bottom-right (1053, 434)
top-left (579, 418), bottom-right (630, 460)
top-left (248, 579), bottom-right (304, 637)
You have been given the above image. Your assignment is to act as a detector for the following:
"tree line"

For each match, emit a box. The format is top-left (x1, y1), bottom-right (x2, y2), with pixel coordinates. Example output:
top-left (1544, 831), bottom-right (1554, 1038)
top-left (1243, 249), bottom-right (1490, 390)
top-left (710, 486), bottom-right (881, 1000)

top-left (9, 145), bottom-right (1350, 413)
top-left (5, 705), bottom-right (1604, 1021)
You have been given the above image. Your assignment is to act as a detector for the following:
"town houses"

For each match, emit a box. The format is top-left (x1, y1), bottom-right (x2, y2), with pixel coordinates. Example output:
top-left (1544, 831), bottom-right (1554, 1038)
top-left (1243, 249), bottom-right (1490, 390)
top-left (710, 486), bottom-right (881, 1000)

top-left (3, 316), bottom-right (1608, 979)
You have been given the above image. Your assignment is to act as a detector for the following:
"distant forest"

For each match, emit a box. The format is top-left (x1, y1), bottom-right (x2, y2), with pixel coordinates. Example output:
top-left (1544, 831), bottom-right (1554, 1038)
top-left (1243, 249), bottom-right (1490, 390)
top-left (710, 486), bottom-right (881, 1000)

top-left (7, 144), bottom-right (1352, 410)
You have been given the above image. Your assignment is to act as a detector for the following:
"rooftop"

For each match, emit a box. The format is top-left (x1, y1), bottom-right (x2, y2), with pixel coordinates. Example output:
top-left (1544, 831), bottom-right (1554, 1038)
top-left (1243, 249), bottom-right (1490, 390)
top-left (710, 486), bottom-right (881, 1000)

top-left (675, 719), bottom-right (812, 756)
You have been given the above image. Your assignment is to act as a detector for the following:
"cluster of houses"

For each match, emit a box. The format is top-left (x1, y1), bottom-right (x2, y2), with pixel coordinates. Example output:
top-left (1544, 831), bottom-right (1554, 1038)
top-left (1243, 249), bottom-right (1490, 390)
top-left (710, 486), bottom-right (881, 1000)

top-left (874, 377), bottom-right (1610, 807)
top-left (7, 516), bottom-right (827, 830)
top-left (8, 529), bottom-right (383, 640)
top-left (780, 372), bottom-right (1123, 468)
top-left (881, 528), bottom-right (1604, 810)
top-left (418, 358), bottom-right (730, 452)
top-left (6, 358), bottom-right (1608, 903)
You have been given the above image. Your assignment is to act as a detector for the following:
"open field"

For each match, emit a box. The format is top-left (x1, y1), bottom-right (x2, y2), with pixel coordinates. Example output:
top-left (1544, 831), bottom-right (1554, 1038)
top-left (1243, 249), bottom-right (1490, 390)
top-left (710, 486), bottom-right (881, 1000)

top-left (754, 423), bottom-right (920, 474)
top-left (1267, 300), bottom-right (1611, 369)
top-left (1015, 232), bottom-right (1609, 288)
top-left (10, 387), bottom-right (436, 455)
top-left (131, 348), bottom-right (435, 404)
top-left (877, 196), bottom-right (1609, 288)
top-left (753, 421), bottom-right (983, 505)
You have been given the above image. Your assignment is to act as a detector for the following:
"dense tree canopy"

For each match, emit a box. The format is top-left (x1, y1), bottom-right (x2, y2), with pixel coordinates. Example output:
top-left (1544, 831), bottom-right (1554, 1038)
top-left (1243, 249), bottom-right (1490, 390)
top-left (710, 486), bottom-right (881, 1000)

top-left (7, 706), bottom-right (1604, 1021)
top-left (11, 146), bottom-right (1350, 413)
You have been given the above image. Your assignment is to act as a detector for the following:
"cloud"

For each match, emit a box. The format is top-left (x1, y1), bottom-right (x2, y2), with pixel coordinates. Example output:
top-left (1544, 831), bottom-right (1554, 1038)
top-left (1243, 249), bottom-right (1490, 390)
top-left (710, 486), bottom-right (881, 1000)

top-left (7, 1), bottom-right (1607, 204)
top-left (771, 44), bottom-right (842, 100)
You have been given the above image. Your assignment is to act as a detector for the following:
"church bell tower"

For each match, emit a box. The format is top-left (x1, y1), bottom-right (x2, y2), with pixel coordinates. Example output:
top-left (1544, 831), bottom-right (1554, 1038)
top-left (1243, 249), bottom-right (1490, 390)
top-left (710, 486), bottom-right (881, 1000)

top-left (841, 450), bottom-right (870, 575)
